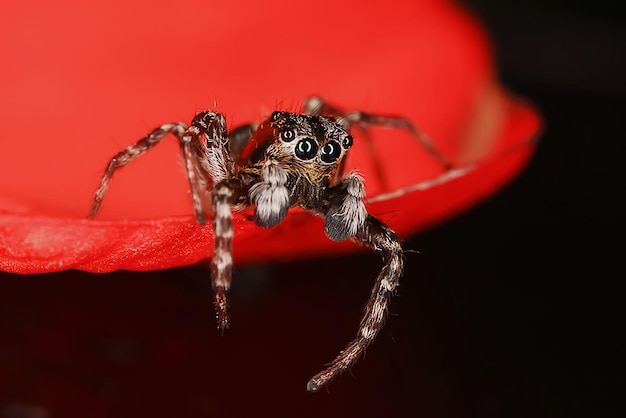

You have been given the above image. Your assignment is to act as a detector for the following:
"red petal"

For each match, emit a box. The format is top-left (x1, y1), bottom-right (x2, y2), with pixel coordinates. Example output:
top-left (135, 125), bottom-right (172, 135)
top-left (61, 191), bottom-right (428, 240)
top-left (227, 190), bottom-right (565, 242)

top-left (0, 0), bottom-right (541, 274)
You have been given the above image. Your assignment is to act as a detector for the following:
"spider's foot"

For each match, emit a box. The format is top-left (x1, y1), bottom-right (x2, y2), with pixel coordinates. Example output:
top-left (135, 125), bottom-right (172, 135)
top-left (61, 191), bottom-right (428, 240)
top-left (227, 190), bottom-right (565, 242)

top-left (87, 202), bottom-right (100, 219)
top-left (216, 313), bottom-right (230, 331)
top-left (306, 378), bottom-right (322, 392)
top-left (441, 159), bottom-right (453, 171)
top-left (214, 291), bottom-right (230, 331)
top-left (306, 369), bottom-right (333, 392)
top-left (195, 211), bottom-right (207, 225)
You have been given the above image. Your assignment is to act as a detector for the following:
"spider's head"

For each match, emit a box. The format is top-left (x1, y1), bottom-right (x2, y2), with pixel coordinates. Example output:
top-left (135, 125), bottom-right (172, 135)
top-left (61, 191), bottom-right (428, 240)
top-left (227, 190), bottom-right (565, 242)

top-left (269, 111), bottom-right (353, 163)
top-left (243, 111), bottom-right (353, 183)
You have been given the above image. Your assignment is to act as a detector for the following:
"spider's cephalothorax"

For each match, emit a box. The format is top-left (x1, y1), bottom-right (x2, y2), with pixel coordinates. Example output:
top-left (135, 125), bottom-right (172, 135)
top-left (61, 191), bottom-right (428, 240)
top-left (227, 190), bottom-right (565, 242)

top-left (88, 97), bottom-right (449, 392)
top-left (234, 111), bottom-right (361, 236)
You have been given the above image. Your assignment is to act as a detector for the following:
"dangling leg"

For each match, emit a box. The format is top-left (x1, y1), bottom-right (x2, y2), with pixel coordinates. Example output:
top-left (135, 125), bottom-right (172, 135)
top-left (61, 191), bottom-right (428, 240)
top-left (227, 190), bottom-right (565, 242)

top-left (307, 215), bottom-right (403, 392)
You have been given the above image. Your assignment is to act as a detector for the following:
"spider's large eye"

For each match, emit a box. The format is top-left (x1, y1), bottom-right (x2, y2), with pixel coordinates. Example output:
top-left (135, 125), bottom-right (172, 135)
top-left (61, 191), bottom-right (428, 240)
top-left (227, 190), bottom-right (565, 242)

top-left (295, 138), bottom-right (318, 160)
top-left (280, 129), bottom-right (296, 142)
top-left (342, 134), bottom-right (353, 149)
top-left (320, 140), bottom-right (342, 163)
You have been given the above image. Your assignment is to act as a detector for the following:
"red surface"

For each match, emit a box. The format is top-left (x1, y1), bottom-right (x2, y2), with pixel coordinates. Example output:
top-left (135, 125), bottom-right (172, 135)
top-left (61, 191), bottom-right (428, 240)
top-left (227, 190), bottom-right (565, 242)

top-left (0, 0), bottom-right (541, 274)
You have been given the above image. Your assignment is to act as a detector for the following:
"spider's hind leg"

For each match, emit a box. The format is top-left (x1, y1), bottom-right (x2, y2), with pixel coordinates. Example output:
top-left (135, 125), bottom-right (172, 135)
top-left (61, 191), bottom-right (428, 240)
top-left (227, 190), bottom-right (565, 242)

top-left (87, 122), bottom-right (207, 219)
top-left (341, 110), bottom-right (452, 170)
top-left (303, 96), bottom-right (452, 180)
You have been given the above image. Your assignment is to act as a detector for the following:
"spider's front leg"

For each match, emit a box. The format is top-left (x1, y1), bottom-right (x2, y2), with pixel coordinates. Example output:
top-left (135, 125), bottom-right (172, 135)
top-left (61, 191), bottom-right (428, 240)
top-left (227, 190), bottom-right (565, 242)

top-left (210, 159), bottom-right (290, 329)
top-left (308, 175), bottom-right (403, 392)
top-left (308, 214), bottom-right (403, 392)
top-left (210, 179), bottom-right (244, 330)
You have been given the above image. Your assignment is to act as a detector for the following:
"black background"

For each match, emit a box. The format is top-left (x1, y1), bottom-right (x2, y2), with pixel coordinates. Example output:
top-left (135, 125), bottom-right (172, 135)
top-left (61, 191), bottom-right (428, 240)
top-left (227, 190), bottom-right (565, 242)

top-left (1, 1), bottom-right (623, 417)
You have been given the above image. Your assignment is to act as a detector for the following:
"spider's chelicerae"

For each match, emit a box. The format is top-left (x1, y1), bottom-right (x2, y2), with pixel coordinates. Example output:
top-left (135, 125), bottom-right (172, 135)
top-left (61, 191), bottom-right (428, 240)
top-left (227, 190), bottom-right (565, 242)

top-left (88, 97), bottom-right (450, 391)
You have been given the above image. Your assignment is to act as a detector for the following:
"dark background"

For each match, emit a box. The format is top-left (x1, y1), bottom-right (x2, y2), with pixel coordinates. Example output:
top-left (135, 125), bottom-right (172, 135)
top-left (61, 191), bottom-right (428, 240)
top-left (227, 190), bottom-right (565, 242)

top-left (1, 1), bottom-right (623, 417)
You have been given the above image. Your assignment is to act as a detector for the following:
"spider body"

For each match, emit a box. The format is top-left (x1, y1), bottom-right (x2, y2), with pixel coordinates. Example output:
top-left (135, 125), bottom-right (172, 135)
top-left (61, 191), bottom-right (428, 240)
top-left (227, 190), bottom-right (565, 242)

top-left (89, 97), bottom-right (448, 391)
top-left (225, 111), bottom-right (358, 232)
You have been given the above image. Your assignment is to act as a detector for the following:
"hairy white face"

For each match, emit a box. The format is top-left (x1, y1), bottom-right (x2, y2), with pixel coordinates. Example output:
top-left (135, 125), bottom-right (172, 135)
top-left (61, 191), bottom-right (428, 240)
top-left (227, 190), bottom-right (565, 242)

top-left (270, 111), bottom-right (353, 167)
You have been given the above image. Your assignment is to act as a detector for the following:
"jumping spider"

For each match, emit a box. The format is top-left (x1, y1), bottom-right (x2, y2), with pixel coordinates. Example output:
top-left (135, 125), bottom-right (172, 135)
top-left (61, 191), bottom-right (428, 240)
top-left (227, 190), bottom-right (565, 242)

top-left (88, 97), bottom-right (450, 391)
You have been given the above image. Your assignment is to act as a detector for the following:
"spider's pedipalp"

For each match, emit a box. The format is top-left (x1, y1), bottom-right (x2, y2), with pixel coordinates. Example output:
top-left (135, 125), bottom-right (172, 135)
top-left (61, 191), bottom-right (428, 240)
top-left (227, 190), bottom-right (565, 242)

top-left (249, 161), bottom-right (290, 228)
top-left (323, 173), bottom-right (367, 242)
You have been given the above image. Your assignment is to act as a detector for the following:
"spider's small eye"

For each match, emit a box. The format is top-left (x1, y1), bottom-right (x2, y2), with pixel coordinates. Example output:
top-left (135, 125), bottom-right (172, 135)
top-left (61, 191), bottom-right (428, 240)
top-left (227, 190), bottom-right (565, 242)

top-left (280, 129), bottom-right (296, 142)
top-left (342, 134), bottom-right (353, 149)
top-left (271, 111), bottom-right (283, 121)
top-left (320, 140), bottom-right (342, 163)
top-left (295, 138), bottom-right (318, 160)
